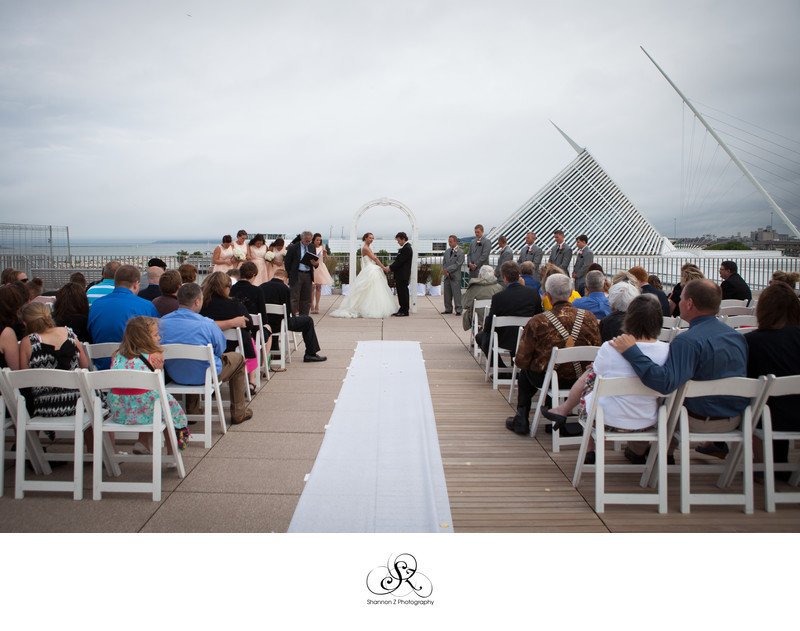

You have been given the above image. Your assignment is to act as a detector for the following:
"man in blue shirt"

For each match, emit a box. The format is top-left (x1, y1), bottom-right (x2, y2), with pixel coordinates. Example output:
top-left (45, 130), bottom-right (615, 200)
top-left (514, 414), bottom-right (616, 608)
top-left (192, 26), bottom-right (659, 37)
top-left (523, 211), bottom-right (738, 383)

top-left (86, 260), bottom-right (121, 305)
top-left (610, 279), bottom-right (748, 462)
top-left (160, 283), bottom-right (252, 424)
top-left (572, 271), bottom-right (611, 320)
top-left (87, 264), bottom-right (160, 369)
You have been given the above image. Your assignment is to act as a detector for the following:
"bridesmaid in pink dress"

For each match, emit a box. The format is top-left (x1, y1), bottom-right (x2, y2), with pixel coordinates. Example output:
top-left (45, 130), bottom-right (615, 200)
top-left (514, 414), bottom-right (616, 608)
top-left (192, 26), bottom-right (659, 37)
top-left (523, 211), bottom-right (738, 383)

top-left (212, 235), bottom-right (236, 273)
top-left (247, 233), bottom-right (269, 285)
top-left (311, 233), bottom-right (332, 314)
top-left (232, 230), bottom-right (249, 268)
top-left (265, 237), bottom-right (286, 281)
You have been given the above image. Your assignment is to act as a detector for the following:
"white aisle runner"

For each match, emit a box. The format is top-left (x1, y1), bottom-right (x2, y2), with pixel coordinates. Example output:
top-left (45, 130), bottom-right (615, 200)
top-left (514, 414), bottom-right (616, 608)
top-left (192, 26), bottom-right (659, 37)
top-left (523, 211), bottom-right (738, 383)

top-left (288, 340), bottom-right (453, 533)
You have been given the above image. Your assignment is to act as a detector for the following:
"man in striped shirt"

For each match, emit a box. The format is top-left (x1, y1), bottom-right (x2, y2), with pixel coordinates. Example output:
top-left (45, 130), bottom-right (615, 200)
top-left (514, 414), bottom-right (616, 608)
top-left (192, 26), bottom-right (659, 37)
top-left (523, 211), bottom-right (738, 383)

top-left (86, 260), bottom-right (121, 305)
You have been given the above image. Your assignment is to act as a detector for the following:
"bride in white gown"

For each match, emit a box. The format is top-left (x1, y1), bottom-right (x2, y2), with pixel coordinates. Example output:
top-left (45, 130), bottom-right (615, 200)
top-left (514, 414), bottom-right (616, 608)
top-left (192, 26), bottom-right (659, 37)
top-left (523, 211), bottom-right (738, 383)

top-left (331, 233), bottom-right (398, 319)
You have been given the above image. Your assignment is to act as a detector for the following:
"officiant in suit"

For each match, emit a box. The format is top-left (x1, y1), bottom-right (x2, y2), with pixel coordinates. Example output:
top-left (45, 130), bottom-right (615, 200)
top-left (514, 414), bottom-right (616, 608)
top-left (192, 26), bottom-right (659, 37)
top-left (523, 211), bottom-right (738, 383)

top-left (283, 230), bottom-right (318, 316)
top-left (389, 232), bottom-right (413, 316)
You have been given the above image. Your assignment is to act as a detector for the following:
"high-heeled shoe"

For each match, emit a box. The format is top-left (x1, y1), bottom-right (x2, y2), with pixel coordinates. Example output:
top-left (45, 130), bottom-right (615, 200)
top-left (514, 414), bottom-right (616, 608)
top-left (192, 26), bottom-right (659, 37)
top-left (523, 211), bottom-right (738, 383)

top-left (541, 409), bottom-right (568, 432)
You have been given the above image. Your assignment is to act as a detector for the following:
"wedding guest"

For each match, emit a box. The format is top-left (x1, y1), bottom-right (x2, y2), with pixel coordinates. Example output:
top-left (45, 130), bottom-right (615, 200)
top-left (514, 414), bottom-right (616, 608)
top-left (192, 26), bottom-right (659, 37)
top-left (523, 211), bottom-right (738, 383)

top-left (178, 263), bottom-right (198, 284)
top-left (0, 284), bottom-right (26, 369)
top-left (86, 261), bottom-right (121, 305)
top-left (200, 271), bottom-right (259, 395)
top-left (106, 316), bottom-right (190, 453)
top-left (586, 263), bottom-right (610, 293)
top-left (69, 272), bottom-right (87, 289)
top-left (771, 270), bottom-right (800, 292)
top-left (19, 302), bottom-right (89, 417)
top-left (53, 281), bottom-right (92, 343)
top-left (668, 264), bottom-right (704, 318)
top-left (539, 263), bottom-right (580, 310)
top-left (599, 281), bottom-right (640, 342)
top-left (138, 266), bottom-right (164, 301)
top-left (519, 261), bottom-right (541, 292)
top-left (629, 266), bottom-right (670, 316)
top-left (745, 282), bottom-right (800, 472)
top-left (230, 262), bottom-right (270, 328)
top-left (152, 270), bottom-right (182, 317)
top-left (461, 264), bottom-right (503, 332)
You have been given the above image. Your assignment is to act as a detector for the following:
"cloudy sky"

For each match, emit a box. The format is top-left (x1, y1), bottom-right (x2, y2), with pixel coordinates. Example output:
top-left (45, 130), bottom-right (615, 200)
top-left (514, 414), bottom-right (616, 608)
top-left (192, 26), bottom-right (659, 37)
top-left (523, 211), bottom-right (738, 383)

top-left (2, 0), bottom-right (799, 243)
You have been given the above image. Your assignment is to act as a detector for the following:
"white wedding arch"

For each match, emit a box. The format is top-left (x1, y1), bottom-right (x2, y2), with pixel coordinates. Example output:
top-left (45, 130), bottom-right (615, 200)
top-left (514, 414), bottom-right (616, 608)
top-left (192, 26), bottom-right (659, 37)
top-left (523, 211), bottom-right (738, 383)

top-left (348, 197), bottom-right (419, 314)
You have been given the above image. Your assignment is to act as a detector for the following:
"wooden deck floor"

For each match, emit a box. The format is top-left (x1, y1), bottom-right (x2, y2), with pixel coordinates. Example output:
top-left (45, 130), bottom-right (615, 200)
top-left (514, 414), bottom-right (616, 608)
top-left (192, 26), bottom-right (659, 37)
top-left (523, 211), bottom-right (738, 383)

top-left (1, 292), bottom-right (798, 532)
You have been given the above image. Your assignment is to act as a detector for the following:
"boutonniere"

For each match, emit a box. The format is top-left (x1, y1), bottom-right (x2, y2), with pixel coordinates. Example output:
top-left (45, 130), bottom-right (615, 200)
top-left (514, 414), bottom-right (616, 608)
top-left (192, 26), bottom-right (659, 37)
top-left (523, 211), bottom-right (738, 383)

top-left (476, 240), bottom-right (481, 246)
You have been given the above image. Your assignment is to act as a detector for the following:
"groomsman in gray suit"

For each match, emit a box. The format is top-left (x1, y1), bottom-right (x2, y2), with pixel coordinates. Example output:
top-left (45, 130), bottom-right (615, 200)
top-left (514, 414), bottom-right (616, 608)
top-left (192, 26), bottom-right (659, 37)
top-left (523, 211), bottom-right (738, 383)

top-left (548, 229), bottom-right (572, 275)
top-left (571, 234), bottom-right (593, 295)
top-left (518, 231), bottom-right (543, 280)
top-left (441, 235), bottom-right (465, 314)
top-left (494, 235), bottom-right (513, 282)
top-left (467, 224), bottom-right (491, 279)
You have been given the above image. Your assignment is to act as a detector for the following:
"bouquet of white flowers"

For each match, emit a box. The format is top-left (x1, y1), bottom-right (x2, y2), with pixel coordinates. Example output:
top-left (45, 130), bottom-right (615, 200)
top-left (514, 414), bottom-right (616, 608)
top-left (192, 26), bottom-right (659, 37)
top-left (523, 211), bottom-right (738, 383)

top-left (265, 251), bottom-right (275, 262)
top-left (233, 249), bottom-right (246, 261)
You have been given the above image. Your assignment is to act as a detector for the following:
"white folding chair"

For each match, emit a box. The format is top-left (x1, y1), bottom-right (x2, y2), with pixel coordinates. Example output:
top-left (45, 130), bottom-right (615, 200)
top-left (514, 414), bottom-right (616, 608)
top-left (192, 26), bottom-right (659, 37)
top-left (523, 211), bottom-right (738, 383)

top-left (265, 304), bottom-right (291, 370)
top-left (749, 374), bottom-right (800, 511)
top-left (529, 346), bottom-right (601, 452)
top-left (1, 394), bottom-right (12, 497)
top-left (572, 377), bottom-right (671, 513)
top-left (718, 306), bottom-right (755, 317)
top-left (249, 313), bottom-right (270, 384)
top-left (723, 315), bottom-right (758, 331)
top-left (673, 376), bottom-right (768, 514)
top-left (661, 316), bottom-right (679, 328)
top-left (470, 299), bottom-right (492, 360)
top-left (657, 327), bottom-right (677, 343)
top-left (4, 368), bottom-right (92, 500)
top-left (79, 368), bottom-right (186, 501)
top-left (484, 316), bottom-right (529, 391)
top-left (0, 370), bottom-right (48, 476)
top-left (720, 298), bottom-right (748, 308)
top-left (162, 343), bottom-right (226, 449)
top-left (83, 342), bottom-right (120, 370)
top-left (222, 327), bottom-right (251, 401)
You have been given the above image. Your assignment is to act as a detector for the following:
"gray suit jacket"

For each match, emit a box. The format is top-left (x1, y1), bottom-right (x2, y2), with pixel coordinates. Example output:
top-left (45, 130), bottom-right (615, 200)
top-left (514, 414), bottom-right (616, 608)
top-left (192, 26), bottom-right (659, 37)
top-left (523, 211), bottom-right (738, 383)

top-left (494, 247), bottom-right (513, 279)
top-left (548, 243), bottom-right (572, 274)
top-left (518, 244), bottom-right (543, 267)
top-left (467, 236), bottom-right (491, 276)
top-left (572, 247), bottom-right (593, 280)
top-left (443, 246), bottom-right (465, 281)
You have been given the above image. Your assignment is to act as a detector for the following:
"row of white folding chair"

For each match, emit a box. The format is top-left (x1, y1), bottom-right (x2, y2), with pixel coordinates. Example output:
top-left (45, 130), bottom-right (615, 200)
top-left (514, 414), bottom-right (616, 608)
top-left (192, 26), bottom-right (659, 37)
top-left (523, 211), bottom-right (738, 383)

top-left (85, 341), bottom-right (226, 449)
top-left (484, 316), bottom-right (529, 390)
top-left (470, 299), bottom-right (492, 361)
top-left (1, 366), bottom-right (186, 501)
top-left (571, 376), bottom-right (672, 513)
top-left (528, 345), bottom-right (601, 452)
top-left (222, 327), bottom-right (251, 401)
top-left (720, 314), bottom-right (758, 330)
top-left (661, 316), bottom-right (689, 329)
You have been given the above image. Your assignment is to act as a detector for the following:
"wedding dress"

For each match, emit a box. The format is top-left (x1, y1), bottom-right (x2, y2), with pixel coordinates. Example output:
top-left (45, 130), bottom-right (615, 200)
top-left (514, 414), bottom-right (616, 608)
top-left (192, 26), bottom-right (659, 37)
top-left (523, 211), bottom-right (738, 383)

top-left (331, 256), bottom-right (398, 318)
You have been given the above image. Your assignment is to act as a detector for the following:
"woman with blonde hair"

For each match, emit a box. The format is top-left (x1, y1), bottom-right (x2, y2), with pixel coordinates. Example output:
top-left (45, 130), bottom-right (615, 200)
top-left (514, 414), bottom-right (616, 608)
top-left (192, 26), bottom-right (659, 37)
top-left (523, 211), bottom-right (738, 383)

top-left (19, 301), bottom-right (88, 417)
top-left (668, 263), bottom-right (705, 317)
top-left (539, 263), bottom-right (580, 310)
top-left (106, 316), bottom-right (189, 451)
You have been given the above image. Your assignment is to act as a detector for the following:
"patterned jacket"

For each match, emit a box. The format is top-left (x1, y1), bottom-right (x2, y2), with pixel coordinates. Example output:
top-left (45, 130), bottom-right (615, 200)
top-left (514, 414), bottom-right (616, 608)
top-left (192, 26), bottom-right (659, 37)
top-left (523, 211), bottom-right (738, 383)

top-left (514, 301), bottom-right (601, 378)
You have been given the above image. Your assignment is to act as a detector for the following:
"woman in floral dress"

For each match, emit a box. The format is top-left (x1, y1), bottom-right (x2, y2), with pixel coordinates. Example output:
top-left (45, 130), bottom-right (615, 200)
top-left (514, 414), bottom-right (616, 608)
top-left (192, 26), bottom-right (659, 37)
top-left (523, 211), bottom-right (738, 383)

top-left (106, 316), bottom-right (189, 451)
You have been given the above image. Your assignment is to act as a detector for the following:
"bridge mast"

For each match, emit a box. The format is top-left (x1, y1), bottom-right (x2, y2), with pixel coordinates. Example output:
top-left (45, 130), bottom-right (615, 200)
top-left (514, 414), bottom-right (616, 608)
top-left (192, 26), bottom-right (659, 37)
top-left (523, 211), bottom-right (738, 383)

top-left (642, 46), bottom-right (800, 239)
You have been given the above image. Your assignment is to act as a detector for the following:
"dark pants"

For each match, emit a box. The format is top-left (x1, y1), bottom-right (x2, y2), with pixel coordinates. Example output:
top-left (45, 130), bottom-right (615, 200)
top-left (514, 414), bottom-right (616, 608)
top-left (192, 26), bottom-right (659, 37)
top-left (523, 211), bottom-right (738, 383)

top-left (287, 315), bottom-right (320, 356)
top-left (396, 276), bottom-right (410, 314)
top-left (290, 270), bottom-right (313, 316)
top-left (517, 369), bottom-right (576, 412)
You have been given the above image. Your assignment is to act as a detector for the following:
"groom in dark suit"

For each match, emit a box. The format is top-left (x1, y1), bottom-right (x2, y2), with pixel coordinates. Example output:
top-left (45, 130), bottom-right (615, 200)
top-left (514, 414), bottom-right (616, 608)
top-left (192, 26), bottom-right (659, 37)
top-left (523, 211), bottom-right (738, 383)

top-left (389, 231), bottom-right (413, 316)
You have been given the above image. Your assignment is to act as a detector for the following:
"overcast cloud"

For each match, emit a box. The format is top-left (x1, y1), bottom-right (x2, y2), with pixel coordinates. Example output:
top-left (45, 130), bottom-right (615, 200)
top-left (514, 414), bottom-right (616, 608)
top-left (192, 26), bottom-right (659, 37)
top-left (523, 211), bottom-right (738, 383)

top-left (1, 0), bottom-right (799, 242)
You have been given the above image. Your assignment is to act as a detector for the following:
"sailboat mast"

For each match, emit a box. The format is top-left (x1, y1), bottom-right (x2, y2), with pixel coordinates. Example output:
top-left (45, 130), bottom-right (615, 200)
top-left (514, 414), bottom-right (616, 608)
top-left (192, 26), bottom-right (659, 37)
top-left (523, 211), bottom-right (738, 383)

top-left (641, 46), bottom-right (800, 240)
